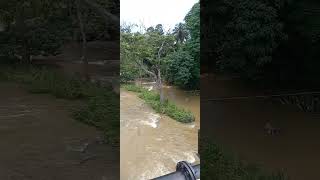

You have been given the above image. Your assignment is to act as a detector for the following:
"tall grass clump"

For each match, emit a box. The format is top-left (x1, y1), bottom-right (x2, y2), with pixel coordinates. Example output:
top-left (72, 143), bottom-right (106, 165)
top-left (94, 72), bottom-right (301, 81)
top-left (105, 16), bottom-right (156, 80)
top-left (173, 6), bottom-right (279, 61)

top-left (200, 137), bottom-right (289, 180)
top-left (122, 84), bottom-right (195, 123)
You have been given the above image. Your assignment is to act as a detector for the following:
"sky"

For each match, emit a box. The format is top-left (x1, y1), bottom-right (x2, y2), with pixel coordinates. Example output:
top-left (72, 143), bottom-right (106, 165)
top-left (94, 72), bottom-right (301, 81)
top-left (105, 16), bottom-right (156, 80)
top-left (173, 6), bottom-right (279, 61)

top-left (120, 0), bottom-right (198, 32)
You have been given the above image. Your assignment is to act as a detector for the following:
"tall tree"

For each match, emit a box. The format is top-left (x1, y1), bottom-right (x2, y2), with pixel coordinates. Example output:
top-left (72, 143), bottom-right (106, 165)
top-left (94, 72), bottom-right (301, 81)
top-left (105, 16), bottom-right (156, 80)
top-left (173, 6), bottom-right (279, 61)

top-left (166, 2), bottom-right (200, 89)
top-left (120, 24), bottom-right (175, 102)
top-left (172, 23), bottom-right (189, 44)
top-left (140, 30), bottom-right (175, 102)
top-left (203, 0), bottom-right (287, 79)
top-left (155, 24), bottom-right (164, 35)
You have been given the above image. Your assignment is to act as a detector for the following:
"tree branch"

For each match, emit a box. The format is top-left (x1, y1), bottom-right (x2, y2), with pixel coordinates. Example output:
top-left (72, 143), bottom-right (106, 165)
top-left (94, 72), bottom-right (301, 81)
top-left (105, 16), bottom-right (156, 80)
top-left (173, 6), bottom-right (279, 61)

top-left (157, 42), bottom-right (165, 59)
top-left (135, 59), bottom-right (157, 79)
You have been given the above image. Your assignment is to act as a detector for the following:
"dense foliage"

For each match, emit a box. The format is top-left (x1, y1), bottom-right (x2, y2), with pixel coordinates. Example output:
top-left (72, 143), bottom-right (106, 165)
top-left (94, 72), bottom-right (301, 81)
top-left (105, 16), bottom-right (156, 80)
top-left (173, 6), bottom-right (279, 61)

top-left (202, 0), bottom-right (320, 84)
top-left (0, 0), bottom-right (119, 62)
top-left (166, 2), bottom-right (200, 89)
top-left (120, 2), bottom-right (200, 90)
top-left (0, 0), bottom-right (72, 61)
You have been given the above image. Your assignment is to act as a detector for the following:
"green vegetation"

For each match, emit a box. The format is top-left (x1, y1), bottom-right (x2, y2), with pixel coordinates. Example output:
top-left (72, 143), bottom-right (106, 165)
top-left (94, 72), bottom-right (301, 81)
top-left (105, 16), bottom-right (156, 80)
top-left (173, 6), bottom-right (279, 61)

top-left (202, 0), bottom-right (320, 84)
top-left (0, 0), bottom-right (120, 144)
top-left (0, 0), bottom-right (119, 62)
top-left (122, 84), bottom-right (195, 123)
top-left (201, 138), bottom-right (289, 180)
top-left (0, 65), bottom-right (119, 144)
top-left (120, 2), bottom-right (200, 90)
top-left (0, 0), bottom-right (119, 79)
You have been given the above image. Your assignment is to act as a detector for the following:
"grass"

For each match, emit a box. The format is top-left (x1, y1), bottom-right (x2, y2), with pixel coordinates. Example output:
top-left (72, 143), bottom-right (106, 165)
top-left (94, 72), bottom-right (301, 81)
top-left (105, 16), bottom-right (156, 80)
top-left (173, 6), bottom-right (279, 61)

top-left (121, 84), bottom-right (195, 123)
top-left (200, 137), bottom-right (289, 180)
top-left (0, 65), bottom-right (119, 145)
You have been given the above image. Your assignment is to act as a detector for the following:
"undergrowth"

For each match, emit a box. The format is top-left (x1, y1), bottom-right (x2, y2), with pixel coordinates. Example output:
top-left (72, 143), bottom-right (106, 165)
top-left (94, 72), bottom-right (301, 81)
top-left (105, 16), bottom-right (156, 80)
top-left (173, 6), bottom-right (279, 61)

top-left (121, 84), bottom-right (195, 123)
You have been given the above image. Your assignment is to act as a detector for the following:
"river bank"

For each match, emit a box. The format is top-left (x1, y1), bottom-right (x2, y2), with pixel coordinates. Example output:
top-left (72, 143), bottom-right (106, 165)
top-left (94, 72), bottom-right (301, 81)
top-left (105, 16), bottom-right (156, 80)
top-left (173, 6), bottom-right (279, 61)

top-left (0, 65), bottom-right (119, 144)
top-left (0, 82), bottom-right (119, 179)
top-left (122, 84), bottom-right (195, 123)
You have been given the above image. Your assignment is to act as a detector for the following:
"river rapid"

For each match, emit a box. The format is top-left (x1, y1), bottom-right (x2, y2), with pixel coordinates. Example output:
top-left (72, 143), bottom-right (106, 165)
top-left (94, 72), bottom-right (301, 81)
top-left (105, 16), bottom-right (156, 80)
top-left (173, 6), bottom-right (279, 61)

top-left (120, 82), bottom-right (200, 180)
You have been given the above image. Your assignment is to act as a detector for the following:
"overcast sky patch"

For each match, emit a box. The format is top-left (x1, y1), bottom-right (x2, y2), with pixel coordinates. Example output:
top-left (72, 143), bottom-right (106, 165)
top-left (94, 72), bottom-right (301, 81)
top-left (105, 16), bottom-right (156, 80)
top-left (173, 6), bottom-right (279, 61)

top-left (120, 0), bottom-right (198, 31)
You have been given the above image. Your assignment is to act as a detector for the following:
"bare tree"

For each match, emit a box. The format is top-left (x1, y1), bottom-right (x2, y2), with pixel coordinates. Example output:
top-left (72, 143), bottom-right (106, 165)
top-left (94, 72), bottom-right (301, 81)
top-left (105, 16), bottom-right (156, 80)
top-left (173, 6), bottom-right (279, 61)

top-left (156, 42), bottom-right (165, 102)
top-left (135, 41), bottom-right (166, 103)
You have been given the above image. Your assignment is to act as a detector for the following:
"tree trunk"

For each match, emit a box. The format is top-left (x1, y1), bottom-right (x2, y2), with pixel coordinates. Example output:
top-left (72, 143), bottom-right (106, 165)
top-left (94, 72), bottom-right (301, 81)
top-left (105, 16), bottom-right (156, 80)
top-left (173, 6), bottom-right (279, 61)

top-left (157, 69), bottom-right (164, 103)
top-left (159, 83), bottom-right (164, 103)
top-left (139, 60), bottom-right (143, 86)
top-left (76, 0), bottom-right (89, 81)
top-left (156, 42), bottom-right (165, 103)
top-left (16, 4), bottom-right (30, 63)
top-left (22, 40), bottom-right (31, 63)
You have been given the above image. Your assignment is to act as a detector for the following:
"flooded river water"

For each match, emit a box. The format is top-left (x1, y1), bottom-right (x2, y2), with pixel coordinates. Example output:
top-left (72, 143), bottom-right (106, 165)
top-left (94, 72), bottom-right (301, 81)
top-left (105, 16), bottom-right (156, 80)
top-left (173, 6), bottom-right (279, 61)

top-left (120, 83), bottom-right (199, 180)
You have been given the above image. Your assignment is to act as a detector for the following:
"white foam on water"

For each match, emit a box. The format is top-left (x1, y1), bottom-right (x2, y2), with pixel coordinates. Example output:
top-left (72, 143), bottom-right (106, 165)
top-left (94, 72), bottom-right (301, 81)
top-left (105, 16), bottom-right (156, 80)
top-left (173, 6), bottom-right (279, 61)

top-left (138, 163), bottom-right (170, 180)
top-left (120, 94), bottom-right (127, 98)
top-left (187, 123), bottom-right (196, 128)
top-left (183, 151), bottom-right (196, 163)
top-left (122, 118), bottom-right (141, 129)
top-left (163, 85), bottom-right (172, 88)
top-left (141, 113), bottom-right (160, 128)
top-left (169, 151), bottom-right (197, 165)
top-left (147, 86), bottom-right (154, 91)
top-left (141, 82), bottom-right (156, 85)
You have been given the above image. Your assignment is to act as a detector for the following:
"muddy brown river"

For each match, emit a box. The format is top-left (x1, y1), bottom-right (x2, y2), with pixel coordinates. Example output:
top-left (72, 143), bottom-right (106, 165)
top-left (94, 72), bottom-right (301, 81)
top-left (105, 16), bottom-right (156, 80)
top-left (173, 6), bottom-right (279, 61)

top-left (0, 83), bottom-right (119, 180)
top-left (120, 83), bottom-right (200, 180)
